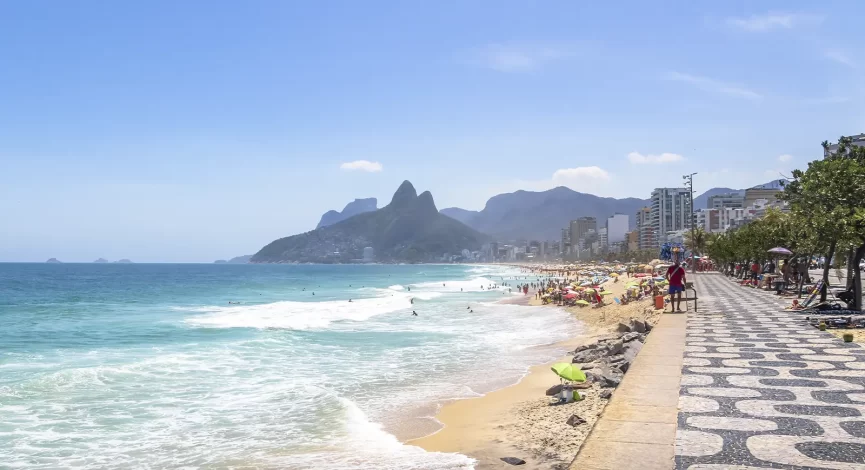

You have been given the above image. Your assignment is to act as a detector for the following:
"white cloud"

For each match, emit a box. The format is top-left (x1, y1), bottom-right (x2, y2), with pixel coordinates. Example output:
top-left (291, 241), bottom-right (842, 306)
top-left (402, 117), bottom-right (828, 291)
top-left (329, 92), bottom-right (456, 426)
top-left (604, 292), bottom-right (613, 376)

top-left (627, 151), bottom-right (685, 164)
top-left (551, 166), bottom-right (611, 183)
top-left (467, 42), bottom-right (581, 72)
top-left (664, 71), bottom-right (762, 100)
top-left (339, 160), bottom-right (383, 172)
top-left (778, 154), bottom-right (793, 162)
top-left (726, 12), bottom-right (822, 32)
top-left (824, 49), bottom-right (856, 68)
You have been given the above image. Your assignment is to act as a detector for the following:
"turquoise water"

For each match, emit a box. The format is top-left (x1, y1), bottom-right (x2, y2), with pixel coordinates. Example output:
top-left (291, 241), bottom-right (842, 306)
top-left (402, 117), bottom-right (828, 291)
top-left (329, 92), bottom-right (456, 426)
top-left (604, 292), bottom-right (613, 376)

top-left (0, 264), bottom-right (580, 469)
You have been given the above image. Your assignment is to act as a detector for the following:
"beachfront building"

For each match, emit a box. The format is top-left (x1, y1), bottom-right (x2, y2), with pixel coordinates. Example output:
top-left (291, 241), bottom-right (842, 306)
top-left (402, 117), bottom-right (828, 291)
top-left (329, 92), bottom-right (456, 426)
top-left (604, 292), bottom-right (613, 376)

top-left (627, 230), bottom-right (639, 252)
top-left (649, 188), bottom-right (692, 246)
top-left (744, 183), bottom-right (782, 209)
top-left (362, 246), bottom-right (374, 262)
top-left (824, 133), bottom-right (865, 157)
top-left (635, 207), bottom-right (654, 250)
top-left (569, 217), bottom-right (596, 245)
top-left (605, 213), bottom-right (629, 245)
top-left (598, 227), bottom-right (608, 249)
top-left (560, 228), bottom-right (569, 256)
top-left (707, 193), bottom-right (744, 210)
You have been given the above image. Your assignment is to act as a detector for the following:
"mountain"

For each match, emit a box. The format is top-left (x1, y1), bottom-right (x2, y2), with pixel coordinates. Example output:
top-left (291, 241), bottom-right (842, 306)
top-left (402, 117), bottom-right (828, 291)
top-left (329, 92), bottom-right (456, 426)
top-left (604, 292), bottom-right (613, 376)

top-left (214, 255), bottom-right (252, 264)
top-left (93, 258), bottom-right (109, 263)
top-left (316, 198), bottom-right (378, 229)
top-left (252, 181), bottom-right (487, 263)
top-left (440, 207), bottom-right (480, 225)
top-left (46, 258), bottom-right (62, 263)
top-left (693, 187), bottom-right (740, 210)
top-left (693, 179), bottom-right (786, 209)
top-left (442, 187), bottom-right (648, 241)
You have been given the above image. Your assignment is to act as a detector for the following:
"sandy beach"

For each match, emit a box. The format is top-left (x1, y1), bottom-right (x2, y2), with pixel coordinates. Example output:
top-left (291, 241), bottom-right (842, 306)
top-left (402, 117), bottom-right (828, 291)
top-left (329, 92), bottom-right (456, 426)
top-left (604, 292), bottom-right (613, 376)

top-left (410, 268), bottom-right (664, 469)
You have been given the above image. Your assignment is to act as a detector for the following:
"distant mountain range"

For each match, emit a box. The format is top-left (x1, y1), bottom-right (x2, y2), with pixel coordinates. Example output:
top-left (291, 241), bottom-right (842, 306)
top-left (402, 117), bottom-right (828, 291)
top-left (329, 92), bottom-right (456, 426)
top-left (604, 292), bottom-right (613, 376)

top-left (214, 255), bottom-right (252, 264)
top-left (441, 187), bottom-right (648, 241)
top-left (254, 181), bottom-right (486, 263)
top-left (303, 179), bottom-right (786, 246)
top-left (316, 198), bottom-right (378, 229)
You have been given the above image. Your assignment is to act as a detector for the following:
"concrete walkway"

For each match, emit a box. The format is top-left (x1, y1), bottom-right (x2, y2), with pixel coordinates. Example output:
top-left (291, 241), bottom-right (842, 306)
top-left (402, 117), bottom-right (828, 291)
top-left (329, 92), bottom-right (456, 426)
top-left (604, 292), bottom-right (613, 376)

top-left (570, 312), bottom-right (687, 469)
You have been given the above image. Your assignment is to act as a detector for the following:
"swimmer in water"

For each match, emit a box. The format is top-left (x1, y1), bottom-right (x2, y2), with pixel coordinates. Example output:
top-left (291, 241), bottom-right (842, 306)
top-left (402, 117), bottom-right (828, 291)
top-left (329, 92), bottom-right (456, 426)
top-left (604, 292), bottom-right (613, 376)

top-left (410, 298), bottom-right (414, 304)
top-left (412, 311), bottom-right (418, 316)
top-left (349, 299), bottom-right (352, 302)
top-left (470, 309), bottom-right (473, 313)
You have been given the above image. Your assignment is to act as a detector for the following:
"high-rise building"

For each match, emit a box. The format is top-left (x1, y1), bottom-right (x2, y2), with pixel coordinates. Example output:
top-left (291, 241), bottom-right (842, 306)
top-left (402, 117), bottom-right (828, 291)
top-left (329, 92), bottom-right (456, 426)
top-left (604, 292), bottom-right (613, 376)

top-left (598, 227), bottom-right (608, 248)
top-left (560, 228), bottom-right (569, 256)
top-left (650, 188), bottom-right (692, 245)
top-left (569, 217), bottom-right (596, 247)
top-left (626, 230), bottom-right (639, 252)
top-left (635, 207), bottom-right (653, 249)
top-left (605, 213), bottom-right (629, 245)
top-left (707, 193), bottom-right (744, 209)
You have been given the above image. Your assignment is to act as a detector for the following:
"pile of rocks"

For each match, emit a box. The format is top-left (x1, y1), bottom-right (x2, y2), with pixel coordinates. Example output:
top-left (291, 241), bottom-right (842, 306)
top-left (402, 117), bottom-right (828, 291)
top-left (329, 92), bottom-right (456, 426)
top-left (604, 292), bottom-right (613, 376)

top-left (570, 318), bottom-right (651, 390)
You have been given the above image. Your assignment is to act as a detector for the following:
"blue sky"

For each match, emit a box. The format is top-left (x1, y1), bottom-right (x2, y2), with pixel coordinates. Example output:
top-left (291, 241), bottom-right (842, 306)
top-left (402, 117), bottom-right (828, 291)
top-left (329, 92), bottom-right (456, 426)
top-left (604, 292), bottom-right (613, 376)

top-left (2, 1), bottom-right (863, 262)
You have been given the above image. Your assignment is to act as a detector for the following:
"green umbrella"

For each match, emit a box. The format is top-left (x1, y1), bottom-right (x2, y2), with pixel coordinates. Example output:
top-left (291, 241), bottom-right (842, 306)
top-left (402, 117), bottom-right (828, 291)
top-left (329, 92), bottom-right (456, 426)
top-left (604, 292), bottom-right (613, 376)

top-left (601, 292), bottom-right (614, 296)
top-left (576, 300), bottom-right (590, 305)
top-left (551, 362), bottom-right (587, 382)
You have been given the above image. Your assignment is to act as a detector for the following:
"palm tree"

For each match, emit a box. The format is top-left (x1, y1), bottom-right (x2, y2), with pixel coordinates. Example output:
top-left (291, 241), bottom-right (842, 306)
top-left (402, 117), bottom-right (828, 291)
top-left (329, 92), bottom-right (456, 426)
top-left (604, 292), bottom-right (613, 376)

top-left (685, 227), bottom-right (709, 272)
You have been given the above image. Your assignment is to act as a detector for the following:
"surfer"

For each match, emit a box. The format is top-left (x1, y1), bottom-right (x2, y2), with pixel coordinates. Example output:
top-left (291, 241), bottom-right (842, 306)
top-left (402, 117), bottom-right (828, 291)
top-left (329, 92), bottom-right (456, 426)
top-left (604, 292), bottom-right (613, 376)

top-left (412, 311), bottom-right (418, 316)
top-left (410, 298), bottom-right (414, 304)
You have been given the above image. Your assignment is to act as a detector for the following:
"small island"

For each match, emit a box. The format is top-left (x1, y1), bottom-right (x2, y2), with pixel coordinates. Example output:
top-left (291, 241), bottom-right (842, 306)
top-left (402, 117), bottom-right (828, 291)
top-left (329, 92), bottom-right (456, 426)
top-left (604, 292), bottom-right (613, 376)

top-left (93, 258), bottom-right (109, 263)
top-left (113, 259), bottom-right (133, 264)
top-left (46, 258), bottom-right (62, 263)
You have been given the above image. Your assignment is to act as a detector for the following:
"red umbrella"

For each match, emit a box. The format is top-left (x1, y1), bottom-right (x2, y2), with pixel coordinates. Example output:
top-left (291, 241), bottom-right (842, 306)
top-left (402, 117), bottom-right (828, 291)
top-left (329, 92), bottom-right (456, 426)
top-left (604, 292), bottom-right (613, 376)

top-left (564, 293), bottom-right (577, 299)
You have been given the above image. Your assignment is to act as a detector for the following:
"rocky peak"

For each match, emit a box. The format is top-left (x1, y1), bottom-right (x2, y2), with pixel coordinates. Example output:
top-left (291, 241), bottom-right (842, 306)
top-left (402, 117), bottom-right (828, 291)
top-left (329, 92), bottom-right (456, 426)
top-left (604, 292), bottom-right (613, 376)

top-left (415, 190), bottom-right (438, 217)
top-left (389, 180), bottom-right (418, 208)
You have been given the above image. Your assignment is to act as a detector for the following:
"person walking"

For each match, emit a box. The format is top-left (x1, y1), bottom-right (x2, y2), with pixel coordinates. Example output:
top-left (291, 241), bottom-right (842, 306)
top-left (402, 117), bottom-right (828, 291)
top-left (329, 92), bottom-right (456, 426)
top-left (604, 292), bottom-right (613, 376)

top-left (666, 260), bottom-right (686, 313)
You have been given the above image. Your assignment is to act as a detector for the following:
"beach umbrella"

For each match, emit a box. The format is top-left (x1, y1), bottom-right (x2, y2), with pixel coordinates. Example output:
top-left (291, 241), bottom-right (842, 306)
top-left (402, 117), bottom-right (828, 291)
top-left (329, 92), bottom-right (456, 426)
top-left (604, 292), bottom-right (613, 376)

top-left (768, 247), bottom-right (793, 255)
top-left (601, 292), bottom-right (614, 296)
top-left (575, 300), bottom-right (590, 306)
top-left (610, 273), bottom-right (619, 277)
top-left (564, 293), bottom-right (577, 299)
top-left (551, 363), bottom-right (587, 382)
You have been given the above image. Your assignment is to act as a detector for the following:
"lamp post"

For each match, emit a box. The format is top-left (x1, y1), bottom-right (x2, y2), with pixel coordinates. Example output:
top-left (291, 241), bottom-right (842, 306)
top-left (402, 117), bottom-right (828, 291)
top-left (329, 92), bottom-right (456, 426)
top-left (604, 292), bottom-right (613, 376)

top-left (683, 173), bottom-right (697, 273)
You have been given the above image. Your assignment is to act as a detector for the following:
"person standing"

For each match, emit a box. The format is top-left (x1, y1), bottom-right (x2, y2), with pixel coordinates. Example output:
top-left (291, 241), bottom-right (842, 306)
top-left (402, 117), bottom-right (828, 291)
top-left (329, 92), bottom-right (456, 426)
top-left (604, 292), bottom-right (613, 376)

top-left (666, 260), bottom-right (686, 312)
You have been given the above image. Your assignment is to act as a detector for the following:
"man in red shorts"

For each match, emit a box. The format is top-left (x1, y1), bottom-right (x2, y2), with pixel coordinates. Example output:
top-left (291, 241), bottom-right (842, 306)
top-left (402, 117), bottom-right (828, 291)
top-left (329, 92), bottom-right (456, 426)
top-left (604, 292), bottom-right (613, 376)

top-left (666, 259), bottom-right (686, 312)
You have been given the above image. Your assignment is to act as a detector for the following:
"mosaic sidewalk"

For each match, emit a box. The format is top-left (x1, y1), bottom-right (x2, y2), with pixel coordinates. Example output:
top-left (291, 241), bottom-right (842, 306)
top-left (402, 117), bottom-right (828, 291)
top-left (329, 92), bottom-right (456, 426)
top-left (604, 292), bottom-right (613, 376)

top-left (676, 273), bottom-right (865, 470)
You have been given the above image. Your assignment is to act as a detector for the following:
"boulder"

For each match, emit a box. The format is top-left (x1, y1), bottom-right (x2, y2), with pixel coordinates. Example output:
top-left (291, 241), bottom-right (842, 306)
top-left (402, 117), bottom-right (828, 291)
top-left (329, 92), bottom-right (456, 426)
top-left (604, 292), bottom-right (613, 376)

top-left (621, 332), bottom-right (641, 343)
top-left (566, 414), bottom-right (586, 427)
top-left (500, 457), bottom-right (526, 466)
top-left (623, 340), bottom-right (644, 363)
top-left (629, 319), bottom-right (647, 333)
top-left (545, 384), bottom-right (563, 396)
top-left (573, 347), bottom-right (604, 363)
top-left (596, 365), bottom-right (623, 388)
top-left (608, 355), bottom-right (625, 364)
top-left (616, 323), bottom-right (631, 333)
top-left (600, 389), bottom-right (613, 399)
top-left (580, 363), bottom-right (597, 370)
top-left (619, 361), bottom-right (630, 373)
top-left (573, 343), bottom-right (595, 354)
top-left (645, 322), bottom-right (654, 332)
top-left (605, 340), bottom-right (624, 356)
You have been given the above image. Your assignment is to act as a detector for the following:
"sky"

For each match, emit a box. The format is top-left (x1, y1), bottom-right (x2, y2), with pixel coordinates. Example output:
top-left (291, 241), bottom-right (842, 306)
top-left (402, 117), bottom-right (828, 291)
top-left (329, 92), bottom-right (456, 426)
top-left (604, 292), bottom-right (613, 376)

top-left (2, 1), bottom-right (864, 262)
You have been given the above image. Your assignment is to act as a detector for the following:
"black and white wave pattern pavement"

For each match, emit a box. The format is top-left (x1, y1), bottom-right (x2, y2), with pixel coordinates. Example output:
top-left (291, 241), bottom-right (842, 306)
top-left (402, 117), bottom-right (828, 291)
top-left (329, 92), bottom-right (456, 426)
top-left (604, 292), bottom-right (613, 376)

top-left (676, 273), bottom-right (865, 470)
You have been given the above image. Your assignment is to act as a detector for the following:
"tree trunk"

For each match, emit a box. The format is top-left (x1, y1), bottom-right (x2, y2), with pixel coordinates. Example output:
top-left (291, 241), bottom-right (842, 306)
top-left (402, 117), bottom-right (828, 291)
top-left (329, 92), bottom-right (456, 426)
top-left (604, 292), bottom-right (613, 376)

top-left (853, 243), bottom-right (865, 311)
top-left (821, 240), bottom-right (837, 302)
top-left (848, 248), bottom-right (856, 290)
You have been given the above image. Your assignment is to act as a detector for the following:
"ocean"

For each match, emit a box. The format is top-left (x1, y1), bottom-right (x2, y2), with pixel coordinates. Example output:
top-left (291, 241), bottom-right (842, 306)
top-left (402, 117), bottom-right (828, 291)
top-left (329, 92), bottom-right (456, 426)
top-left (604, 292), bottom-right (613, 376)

top-left (0, 263), bottom-right (581, 469)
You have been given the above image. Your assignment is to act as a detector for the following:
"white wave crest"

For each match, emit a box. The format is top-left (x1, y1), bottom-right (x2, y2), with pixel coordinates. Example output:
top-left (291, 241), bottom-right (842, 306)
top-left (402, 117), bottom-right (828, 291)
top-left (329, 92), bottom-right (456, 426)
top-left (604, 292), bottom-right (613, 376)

top-left (184, 295), bottom-right (413, 330)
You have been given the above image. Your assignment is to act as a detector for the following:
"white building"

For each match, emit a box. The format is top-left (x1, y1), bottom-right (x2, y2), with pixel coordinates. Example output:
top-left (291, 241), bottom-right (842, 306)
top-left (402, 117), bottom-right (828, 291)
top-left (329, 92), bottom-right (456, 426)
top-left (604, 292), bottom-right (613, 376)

top-left (650, 188), bottom-right (692, 245)
top-left (605, 213), bottom-right (629, 245)
top-left (598, 227), bottom-right (608, 248)
top-left (362, 247), bottom-right (374, 262)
